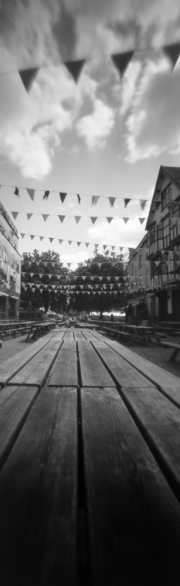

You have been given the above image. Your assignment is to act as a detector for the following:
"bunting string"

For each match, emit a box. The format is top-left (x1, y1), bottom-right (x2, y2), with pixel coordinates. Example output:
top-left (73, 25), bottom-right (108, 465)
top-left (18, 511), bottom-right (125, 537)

top-left (0, 183), bottom-right (150, 208)
top-left (9, 210), bottom-right (146, 224)
top-left (0, 40), bottom-right (179, 90)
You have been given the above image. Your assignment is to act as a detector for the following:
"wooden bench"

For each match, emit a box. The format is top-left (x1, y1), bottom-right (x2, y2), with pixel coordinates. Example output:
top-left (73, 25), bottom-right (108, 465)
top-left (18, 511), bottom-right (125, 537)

top-left (159, 340), bottom-right (180, 362)
top-left (1, 331), bottom-right (180, 584)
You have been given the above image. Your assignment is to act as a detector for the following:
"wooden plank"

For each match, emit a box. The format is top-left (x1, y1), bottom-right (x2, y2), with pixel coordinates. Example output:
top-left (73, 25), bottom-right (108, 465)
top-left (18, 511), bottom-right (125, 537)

top-left (0, 387), bottom-right (77, 586)
top-left (9, 340), bottom-right (61, 389)
top-left (78, 341), bottom-right (115, 387)
top-left (74, 331), bottom-right (86, 341)
top-left (0, 336), bottom-right (51, 388)
top-left (47, 348), bottom-right (78, 386)
top-left (94, 339), bottom-right (180, 405)
top-left (63, 331), bottom-right (74, 341)
top-left (81, 386), bottom-right (180, 585)
top-left (0, 385), bottom-right (39, 471)
top-left (92, 343), bottom-right (151, 387)
top-left (119, 384), bottom-right (180, 501)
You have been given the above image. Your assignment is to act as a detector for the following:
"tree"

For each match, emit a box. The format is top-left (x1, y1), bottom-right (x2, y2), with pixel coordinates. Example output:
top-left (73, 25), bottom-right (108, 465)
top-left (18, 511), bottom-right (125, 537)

top-left (21, 249), bottom-right (70, 313)
top-left (68, 249), bottom-right (129, 314)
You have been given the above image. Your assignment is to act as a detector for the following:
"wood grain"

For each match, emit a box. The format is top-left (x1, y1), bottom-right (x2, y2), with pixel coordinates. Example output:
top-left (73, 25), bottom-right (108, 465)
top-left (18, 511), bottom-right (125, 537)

top-left (0, 387), bottom-right (78, 586)
top-left (119, 384), bottom-right (180, 501)
top-left (0, 337), bottom-right (51, 387)
top-left (93, 339), bottom-right (180, 405)
top-left (81, 386), bottom-right (180, 585)
top-left (78, 341), bottom-right (114, 387)
top-left (47, 347), bottom-right (78, 386)
top-left (0, 385), bottom-right (39, 471)
top-left (9, 340), bottom-right (61, 388)
top-left (92, 343), bottom-right (151, 387)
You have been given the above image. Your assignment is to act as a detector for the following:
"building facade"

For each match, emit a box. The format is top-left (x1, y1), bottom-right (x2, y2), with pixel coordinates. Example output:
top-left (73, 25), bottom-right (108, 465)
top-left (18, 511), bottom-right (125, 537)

top-left (128, 234), bottom-right (151, 319)
top-left (128, 166), bottom-right (180, 322)
top-left (0, 202), bottom-right (21, 319)
top-left (146, 166), bottom-right (180, 321)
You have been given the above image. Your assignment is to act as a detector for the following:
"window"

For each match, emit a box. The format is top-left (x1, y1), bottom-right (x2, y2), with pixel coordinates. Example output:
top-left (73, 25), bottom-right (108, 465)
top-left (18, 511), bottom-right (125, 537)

top-left (161, 183), bottom-right (172, 210)
top-left (139, 254), bottom-right (142, 268)
top-left (170, 199), bottom-right (180, 241)
top-left (163, 217), bottom-right (170, 248)
top-left (3, 251), bottom-right (8, 263)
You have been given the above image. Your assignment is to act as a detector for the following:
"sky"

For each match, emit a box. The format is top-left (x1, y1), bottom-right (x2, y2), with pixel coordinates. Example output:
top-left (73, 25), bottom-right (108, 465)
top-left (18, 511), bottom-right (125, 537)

top-left (1, 0), bottom-right (180, 267)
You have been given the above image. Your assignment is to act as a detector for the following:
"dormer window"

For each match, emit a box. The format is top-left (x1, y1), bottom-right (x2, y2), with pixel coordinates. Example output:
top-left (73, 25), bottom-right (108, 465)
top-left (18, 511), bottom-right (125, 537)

top-left (161, 183), bottom-right (172, 210)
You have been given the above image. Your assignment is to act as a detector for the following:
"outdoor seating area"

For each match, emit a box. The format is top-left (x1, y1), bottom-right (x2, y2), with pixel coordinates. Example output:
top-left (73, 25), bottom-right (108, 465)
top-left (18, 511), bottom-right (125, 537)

top-left (0, 325), bottom-right (180, 584)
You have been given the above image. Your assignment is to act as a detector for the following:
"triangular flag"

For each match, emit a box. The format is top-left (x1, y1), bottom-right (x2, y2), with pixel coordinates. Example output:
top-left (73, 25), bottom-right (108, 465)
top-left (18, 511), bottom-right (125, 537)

top-left (11, 212), bottom-right (18, 220)
top-left (85, 243), bottom-right (89, 247)
top-left (43, 190), bottom-right (50, 200)
top-left (77, 242), bottom-right (81, 246)
top-left (58, 216), bottom-right (65, 223)
top-left (140, 199), bottom-right (147, 210)
top-left (163, 43), bottom-right (180, 70)
top-left (139, 218), bottom-right (146, 224)
top-left (14, 187), bottom-right (19, 196)
top-left (42, 214), bottom-right (49, 222)
top-left (77, 194), bottom-right (81, 204)
top-left (30, 235), bottom-right (35, 240)
top-left (122, 217), bottom-right (129, 223)
top-left (49, 238), bottom-right (54, 243)
top-left (108, 197), bottom-right (116, 207)
top-left (19, 67), bottom-right (38, 92)
top-left (27, 213), bottom-right (33, 220)
top-left (59, 192), bottom-right (67, 203)
top-left (124, 198), bottom-right (131, 207)
top-left (40, 236), bottom-right (44, 241)
top-left (21, 233), bottom-right (25, 238)
top-left (75, 216), bottom-right (81, 224)
top-left (111, 51), bottom-right (134, 78)
top-left (68, 241), bottom-right (72, 245)
top-left (67, 263), bottom-right (71, 268)
top-left (91, 195), bottom-right (99, 206)
top-left (106, 217), bottom-right (113, 224)
top-left (58, 239), bottom-right (63, 244)
top-left (65, 59), bottom-right (86, 83)
top-left (103, 245), bottom-right (107, 250)
top-left (27, 188), bottom-right (35, 201)
top-left (90, 217), bottom-right (97, 224)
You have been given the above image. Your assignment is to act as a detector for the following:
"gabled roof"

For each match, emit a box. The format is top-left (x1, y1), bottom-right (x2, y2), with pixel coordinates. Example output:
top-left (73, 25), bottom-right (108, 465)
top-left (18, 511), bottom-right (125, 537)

top-left (145, 165), bottom-right (180, 230)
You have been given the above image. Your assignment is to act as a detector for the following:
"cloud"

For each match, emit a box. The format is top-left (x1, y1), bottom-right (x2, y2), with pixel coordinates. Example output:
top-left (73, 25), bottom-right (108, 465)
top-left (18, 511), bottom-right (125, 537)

top-left (88, 217), bottom-right (146, 248)
top-left (124, 57), bottom-right (180, 162)
top-left (76, 98), bottom-right (115, 149)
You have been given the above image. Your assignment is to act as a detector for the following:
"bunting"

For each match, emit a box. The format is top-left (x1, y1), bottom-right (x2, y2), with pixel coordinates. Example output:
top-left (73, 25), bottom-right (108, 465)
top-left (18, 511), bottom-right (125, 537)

top-left (77, 194), bottom-right (81, 204)
top-left (111, 51), bottom-right (134, 78)
top-left (27, 213), bottom-right (33, 220)
top-left (108, 197), bottom-right (116, 207)
top-left (14, 187), bottom-right (19, 196)
top-left (42, 214), bottom-right (49, 222)
top-left (43, 190), bottom-right (50, 200)
top-left (122, 218), bottom-right (129, 223)
top-left (140, 199), bottom-right (147, 210)
top-left (59, 192), bottom-right (67, 203)
top-left (107, 217), bottom-right (113, 224)
top-left (139, 218), bottom-right (146, 224)
top-left (58, 215), bottom-right (65, 223)
top-left (64, 59), bottom-right (86, 83)
top-left (11, 212), bottom-right (18, 220)
top-left (163, 42), bottom-right (180, 70)
top-left (90, 217), bottom-right (97, 224)
top-left (91, 195), bottom-right (99, 206)
top-left (19, 67), bottom-right (39, 92)
top-left (75, 216), bottom-right (81, 224)
top-left (27, 188), bottom-right (35, 201)
top-left (124, 198), bottom-right (131, 207)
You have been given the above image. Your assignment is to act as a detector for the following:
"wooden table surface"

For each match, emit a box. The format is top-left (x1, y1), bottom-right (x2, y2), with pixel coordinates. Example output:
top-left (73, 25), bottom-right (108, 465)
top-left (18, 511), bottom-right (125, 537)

top-left (0, 327), bottom-right (180, 585)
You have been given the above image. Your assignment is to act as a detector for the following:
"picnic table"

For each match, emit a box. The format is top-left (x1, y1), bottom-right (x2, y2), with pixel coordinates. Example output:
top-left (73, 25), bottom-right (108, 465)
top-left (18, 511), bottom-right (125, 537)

top-left (25, 320), bottom-right (56, 341)
top-left (0, 321), bottom-right (35, 339)
top-left (0, 326), bottom-right (180, 585)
